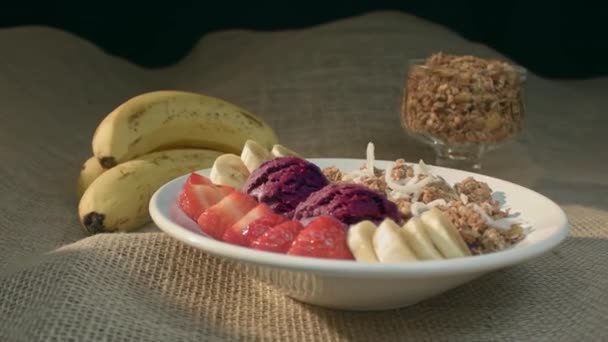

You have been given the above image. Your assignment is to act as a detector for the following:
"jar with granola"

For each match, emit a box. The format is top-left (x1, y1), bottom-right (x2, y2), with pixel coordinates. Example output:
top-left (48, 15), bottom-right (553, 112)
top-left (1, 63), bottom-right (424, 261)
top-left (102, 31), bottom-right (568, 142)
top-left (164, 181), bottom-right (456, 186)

top-left (401, 52), bottom-right (527, 170)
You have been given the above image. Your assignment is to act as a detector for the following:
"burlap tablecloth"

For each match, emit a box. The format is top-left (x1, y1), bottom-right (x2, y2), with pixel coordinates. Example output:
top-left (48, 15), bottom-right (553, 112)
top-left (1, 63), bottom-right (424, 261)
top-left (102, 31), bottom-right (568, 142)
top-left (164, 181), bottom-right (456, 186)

top-left (1, 11), bottom-right (607, 341)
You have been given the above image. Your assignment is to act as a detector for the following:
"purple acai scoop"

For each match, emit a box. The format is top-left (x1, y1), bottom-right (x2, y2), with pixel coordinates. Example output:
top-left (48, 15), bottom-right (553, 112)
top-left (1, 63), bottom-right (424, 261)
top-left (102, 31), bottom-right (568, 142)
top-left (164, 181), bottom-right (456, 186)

top-left (243, 157), bottom-right (328, 217)
top-left (293, 183), bottom-right (401, 226)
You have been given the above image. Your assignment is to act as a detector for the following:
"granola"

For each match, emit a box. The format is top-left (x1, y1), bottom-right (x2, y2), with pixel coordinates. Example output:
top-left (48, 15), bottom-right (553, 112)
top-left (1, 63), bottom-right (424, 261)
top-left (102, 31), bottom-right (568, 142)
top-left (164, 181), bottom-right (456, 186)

top-left (443, 200), bottom-right (513, 254)
top-left (455, 177), bottom-right (493, 204)
top-left (402, 52), bottom-right (524, 144)
top-left (358, 175), bottom-right (387, 193)
top-left (322, 166), bottom-right (343, 183)
top-left (455, 177), bottom-right (509, 219)
top-left (336, 163), bottom-right (389, 193)
top-left (324, 143), bottom-right (527, 255)
top-left (390, 159), bottom-right (414, 181)
top-left (480, 228), bottom-right (509, 253)
top-left (418, 180), bottom-right (458, 203)
top-left (391, 197), bottom-right (413, 220)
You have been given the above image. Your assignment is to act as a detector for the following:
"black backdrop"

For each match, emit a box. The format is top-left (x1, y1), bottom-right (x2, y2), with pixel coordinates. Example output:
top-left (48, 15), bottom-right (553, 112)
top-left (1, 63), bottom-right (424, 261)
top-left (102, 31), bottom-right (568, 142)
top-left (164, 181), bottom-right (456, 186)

top-left (2, 0), bottom-right (607, 79)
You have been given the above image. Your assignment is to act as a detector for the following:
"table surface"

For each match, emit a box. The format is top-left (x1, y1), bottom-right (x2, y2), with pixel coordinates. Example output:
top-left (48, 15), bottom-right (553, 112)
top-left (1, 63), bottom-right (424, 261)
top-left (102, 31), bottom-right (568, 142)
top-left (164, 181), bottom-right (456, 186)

top-left (0, 10), bottom-right (607, 341)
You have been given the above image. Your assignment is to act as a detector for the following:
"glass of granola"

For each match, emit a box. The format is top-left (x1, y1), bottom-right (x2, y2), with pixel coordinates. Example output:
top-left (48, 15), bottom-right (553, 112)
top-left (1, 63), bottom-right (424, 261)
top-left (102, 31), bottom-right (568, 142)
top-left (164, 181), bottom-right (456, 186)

top-left (400, 53), bottom-right (527, 170)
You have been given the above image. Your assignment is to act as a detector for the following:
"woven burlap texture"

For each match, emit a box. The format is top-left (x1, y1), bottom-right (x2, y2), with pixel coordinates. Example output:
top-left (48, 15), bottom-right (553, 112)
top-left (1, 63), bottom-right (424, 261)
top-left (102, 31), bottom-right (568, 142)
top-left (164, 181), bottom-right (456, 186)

top-left (1, 206), bottom-right (606, 341)
top-left (1, 10), bottom-right (608, 341)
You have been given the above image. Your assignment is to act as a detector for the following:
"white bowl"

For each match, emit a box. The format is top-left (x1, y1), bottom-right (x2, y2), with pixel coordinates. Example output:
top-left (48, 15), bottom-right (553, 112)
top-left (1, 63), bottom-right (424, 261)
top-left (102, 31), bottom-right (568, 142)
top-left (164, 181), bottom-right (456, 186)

top-left (149, 158), bottom-right (569, 311)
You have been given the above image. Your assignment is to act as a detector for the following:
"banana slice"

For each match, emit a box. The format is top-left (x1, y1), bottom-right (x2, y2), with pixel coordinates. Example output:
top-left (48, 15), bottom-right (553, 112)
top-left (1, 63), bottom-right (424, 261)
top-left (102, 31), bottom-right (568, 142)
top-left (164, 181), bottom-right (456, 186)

top-left (372, 219), bottom-right (418, 263)
top-left (401, 217), bottom-right (443, 260)
top-left (420, 208), bottom-right (471, 258)
top-left (210, 154), bottom-right (250, 189)
top-left (271, 144), bottom-right (302, 158)
top-left (240, 139), bottom-right (271, 172)
top-left (347, 220), bottom-right (379, 262)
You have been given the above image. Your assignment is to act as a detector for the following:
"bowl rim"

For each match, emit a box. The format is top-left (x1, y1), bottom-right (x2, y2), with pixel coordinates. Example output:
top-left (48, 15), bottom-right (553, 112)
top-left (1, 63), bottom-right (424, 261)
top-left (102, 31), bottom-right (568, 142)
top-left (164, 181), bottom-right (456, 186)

top-left (149, 158), bottom-right (569, 278)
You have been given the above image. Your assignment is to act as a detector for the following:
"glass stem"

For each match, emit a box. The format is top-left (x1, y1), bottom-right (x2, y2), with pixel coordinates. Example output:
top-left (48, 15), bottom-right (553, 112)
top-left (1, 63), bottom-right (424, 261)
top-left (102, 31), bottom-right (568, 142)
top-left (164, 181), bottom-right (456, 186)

top-left (433, 144), bottom-right (486, 171)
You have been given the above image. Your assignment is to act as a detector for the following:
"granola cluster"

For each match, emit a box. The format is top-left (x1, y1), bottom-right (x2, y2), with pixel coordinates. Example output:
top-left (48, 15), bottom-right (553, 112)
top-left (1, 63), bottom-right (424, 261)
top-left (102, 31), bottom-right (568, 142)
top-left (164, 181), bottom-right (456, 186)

top-left (322, 160), bottom-right (525, 255)
top-left (455, 177), bottom-right (508, 219)
top-left (402, 52), bottom-right (524, 144)
top-left (419, 180), bottom-right (458, 204)
top-left (455, 176), bottom-right (493, 203)
top-left (322, 166), bottom-right (343, 183)
top-left (390, 159), bottom-right (414, 180)
top-left (444, 200), bottom-right (523, 254)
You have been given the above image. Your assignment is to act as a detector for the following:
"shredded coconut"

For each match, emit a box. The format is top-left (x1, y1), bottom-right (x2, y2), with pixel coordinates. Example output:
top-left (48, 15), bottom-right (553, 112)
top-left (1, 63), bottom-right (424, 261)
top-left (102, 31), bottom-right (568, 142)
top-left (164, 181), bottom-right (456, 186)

top-left (366, 142), bottom-right (375, 178)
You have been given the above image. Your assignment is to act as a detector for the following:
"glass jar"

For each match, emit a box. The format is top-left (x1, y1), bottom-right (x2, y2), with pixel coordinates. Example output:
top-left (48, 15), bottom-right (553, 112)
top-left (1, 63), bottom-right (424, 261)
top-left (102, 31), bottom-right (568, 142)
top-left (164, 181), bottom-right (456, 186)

top-left (401, 55), bottom-right (527, 170)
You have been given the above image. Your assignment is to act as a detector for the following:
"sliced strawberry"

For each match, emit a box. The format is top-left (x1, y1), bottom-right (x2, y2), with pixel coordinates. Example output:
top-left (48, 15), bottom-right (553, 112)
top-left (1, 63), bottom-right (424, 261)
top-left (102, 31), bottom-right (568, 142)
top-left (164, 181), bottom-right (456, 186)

top-left (251, 220), bottom-right (304, 253)
top-left (186, 172), bottom-right (212, 185)
top-left (287, 216), bottom-right (354, 260)
top-left (197, 191), bottom-right (257, 239)
top-left (242, 214), bottom-right (286, 246)
top-left (178, 182), bottom-right (233, 221)
top-left (222, 203), bottom-right (275, 246)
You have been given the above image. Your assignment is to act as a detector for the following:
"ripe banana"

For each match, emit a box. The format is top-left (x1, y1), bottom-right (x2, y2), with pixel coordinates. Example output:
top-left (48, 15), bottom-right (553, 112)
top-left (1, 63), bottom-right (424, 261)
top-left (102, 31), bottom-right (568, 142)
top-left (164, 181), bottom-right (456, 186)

top-left (78, 148), bottom-right (222, 234)
top-left (240, 139), bottom-right (271, 172)
top-left (92, 90), bottom-right (279, 168)
top-left (401, 217), bottom-right (443, 260)
top-left (77, 156), bottom-right (106, 199)
top-left (372, 219), bottom-right (418, 263)
top-left (347, 220), bottom-right (379, 262)
top-left (210, 153), bottom-right (250, 189)
top-left (270, 144), bottom-right (301, 158)
top-left (420, 208), bottom-right (471, 258)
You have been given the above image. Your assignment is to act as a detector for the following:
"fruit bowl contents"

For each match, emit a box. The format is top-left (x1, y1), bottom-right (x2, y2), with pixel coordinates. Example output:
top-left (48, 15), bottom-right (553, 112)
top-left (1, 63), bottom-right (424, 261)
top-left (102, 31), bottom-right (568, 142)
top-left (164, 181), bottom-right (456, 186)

top-left (151, 145), bottom-right (568, 310)
top-left (176, 140), bottom-right (529, 262)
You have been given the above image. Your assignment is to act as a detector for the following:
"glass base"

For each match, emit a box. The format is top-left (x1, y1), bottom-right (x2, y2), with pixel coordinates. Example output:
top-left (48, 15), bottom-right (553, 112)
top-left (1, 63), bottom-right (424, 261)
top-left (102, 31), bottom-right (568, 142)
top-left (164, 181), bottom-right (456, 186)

top-left (433, 144), bottom-right (486, 171)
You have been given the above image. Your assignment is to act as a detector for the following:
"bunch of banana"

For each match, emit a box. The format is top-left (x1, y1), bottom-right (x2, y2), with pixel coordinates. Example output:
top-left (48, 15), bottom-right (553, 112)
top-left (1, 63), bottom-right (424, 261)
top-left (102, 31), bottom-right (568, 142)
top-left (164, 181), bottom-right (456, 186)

top-left (77, 90), bottom-right (283, 234)
top-left (347, 208), bottom-right (471, 262)
top-left (92, 90), bottom-right (279, 168)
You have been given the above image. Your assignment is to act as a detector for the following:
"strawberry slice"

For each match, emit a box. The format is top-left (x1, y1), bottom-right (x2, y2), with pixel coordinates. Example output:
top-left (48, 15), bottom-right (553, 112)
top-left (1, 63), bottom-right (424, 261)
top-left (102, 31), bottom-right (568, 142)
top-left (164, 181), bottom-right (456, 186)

top-left (242, 214), bottom-right (286, 246)
top-left (287, 216), bottom-right (354, 260)
top-left (186, 172), bottom-right (212, 185)
top-left (251, 220), bottom-right (304, 253)
top-left (222, 203), bottom-right (276, 246)
top-left (178, 180), bottom-right (234, 221)
top-left (197, 191), bottom-right (258, 239)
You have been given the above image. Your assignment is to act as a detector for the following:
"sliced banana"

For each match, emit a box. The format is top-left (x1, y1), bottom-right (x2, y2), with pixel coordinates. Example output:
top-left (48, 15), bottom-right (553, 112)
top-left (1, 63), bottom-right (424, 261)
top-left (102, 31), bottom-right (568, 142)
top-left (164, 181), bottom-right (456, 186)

top-left (372, 219), bottom-right (418, 263)
top-left (401, 217), bottom-right (443, 260)
top-left (270, 144), bottom-right (302, 158)
top-left (210, 154), bottom-right (250, 189)
top-left (240, 139), bottom-right (271, 172)
top-left (420, 208), bottom-right (471, 258)
top-left (347, 220), bottom-right (379, 262)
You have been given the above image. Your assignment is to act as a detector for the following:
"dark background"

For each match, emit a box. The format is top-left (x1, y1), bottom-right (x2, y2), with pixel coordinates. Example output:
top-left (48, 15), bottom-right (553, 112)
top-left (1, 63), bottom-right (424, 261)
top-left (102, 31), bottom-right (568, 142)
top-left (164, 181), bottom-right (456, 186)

top-left (1, 0), bottom-right (607, 79)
